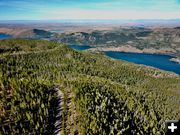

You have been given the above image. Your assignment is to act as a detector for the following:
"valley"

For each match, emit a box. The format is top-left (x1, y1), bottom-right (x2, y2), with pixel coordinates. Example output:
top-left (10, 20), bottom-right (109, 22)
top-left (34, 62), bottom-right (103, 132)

top-left (1, 24), bottom-right (179, 58)
top-left (0, 23), bottom-right (179, 74)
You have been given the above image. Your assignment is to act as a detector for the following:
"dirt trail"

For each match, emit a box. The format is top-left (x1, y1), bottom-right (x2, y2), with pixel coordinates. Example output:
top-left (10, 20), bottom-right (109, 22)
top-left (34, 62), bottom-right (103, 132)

top-left (54, 89), bottom-right (64, 135)
top-left (54, 85), bottom-right (78, 135)
top-left (66, 90), bottom-right (79, 135)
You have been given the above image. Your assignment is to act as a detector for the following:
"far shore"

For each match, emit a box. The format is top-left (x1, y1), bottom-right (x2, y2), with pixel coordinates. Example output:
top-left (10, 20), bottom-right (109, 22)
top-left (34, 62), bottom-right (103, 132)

top-left (87, 45), bottom-right (180, 64)
top-left (87, 45), bottom-right (177, 54)
top-left (88, 45), bottom-right (144, 53)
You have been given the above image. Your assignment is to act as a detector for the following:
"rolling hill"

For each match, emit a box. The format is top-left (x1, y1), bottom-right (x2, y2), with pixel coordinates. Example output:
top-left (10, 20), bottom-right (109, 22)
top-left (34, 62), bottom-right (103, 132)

top-left (0, 28), bottom-right (54, 39)
top-left (0, 39), bottom-right (179, 135)
top-left (57, 27), bottom-right (180, 58)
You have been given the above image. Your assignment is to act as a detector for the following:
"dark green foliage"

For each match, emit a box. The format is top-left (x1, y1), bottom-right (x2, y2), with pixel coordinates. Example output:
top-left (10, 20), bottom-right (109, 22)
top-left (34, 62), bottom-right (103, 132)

top-left (0, 39), bottom-right (60, 54)
top-left (0, 39), bottom-right (179, 135)
top-left (0, 78), bottom-right (59, 135)
top-left (136, 31), bottom-right (152, 37)
top-left (33, 29), bottom-right (52, 38)
top-left (58, 30), bottom-right (137, 45)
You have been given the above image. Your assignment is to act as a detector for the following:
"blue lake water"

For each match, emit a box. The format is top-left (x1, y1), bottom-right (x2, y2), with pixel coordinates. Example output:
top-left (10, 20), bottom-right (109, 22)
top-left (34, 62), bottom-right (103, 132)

top-left (69, 45), bottom-right (93, 51)
top-left (0, 33), bottom-right (11, 40)
top-left (105, 51), bottom-right (180, 75)
top-left (68, 45), bottom-right (180, 75)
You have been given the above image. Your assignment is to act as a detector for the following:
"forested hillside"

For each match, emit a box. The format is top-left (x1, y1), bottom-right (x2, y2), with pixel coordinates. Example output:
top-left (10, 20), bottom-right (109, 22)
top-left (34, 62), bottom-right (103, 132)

top-left (57, 28), bottom-right (180, 58)
top-left (0, 39), bottom-right (179, 135)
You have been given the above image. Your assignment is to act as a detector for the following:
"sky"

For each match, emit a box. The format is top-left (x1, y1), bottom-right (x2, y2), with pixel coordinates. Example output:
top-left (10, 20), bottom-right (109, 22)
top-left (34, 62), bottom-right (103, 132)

top-left (0, 0), bottom-right (180, 20)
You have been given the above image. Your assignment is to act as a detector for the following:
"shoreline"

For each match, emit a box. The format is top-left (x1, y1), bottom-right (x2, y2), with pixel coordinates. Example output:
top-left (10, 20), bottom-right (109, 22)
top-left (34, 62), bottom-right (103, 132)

top-left (170, 58), bottom-right (180, 64)
top-left (88, 45), bottom-right (177, 54)
top-left (88, 46), bottom-right (143, 53)
top-left (87, 46), bottom-right (180, 63)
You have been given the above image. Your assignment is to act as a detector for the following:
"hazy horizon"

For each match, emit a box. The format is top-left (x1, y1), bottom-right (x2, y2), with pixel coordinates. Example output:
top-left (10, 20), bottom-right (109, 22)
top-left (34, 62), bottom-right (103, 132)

top-left (1, 19), bottom-right (180, 24)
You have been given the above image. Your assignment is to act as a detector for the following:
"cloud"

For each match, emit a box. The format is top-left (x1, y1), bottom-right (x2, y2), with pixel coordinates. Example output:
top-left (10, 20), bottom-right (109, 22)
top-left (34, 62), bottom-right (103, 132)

top-left (42, 9), bottom-right (180, 20)
top-left (0, 0), bottom-right (180, 20)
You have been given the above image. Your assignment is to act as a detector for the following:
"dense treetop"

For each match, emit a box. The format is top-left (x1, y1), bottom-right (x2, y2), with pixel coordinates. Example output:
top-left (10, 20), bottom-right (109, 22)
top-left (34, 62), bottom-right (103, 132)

top-left (0, 39), bottom-right (179, 135)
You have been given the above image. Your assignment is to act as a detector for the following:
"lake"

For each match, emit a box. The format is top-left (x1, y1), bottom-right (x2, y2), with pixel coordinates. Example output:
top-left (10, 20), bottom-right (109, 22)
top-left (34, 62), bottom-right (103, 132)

top-left (0, 33), bottom-right (11, 40)
top-left (105, 51), bottom-right (180, 75)
top-left (68, 45), bottom-right (180, 75)
top-left (69, 45), bottom-right (93, 51)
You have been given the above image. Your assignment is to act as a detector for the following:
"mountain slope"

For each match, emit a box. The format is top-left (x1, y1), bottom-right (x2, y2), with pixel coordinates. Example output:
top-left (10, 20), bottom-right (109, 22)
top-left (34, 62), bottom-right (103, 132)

top-left (0, 28), bottom-right (53, 38)
top-left (57, 27), bottom-right (180, 58)
top-left (0, 39), bottom-right (179, 135)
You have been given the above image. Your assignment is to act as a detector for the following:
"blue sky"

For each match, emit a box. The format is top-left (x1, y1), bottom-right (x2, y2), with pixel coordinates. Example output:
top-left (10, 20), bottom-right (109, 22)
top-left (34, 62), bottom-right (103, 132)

top-left (0, 0), bottom-right (180, 20)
